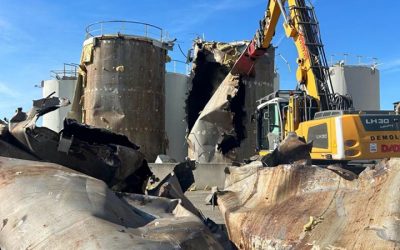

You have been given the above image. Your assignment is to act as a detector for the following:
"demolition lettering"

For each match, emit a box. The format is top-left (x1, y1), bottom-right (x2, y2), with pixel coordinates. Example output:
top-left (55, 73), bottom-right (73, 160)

top-left (370, 134), bottom-right (400, 141)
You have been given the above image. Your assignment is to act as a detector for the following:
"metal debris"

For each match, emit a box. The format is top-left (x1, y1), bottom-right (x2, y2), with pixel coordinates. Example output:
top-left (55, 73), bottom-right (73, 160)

top-left (217, 158), bottom-right (400, 249)
top-left (0, 98), bottom-right (227, 248)
top-left (0, 96), bottom-right (151, 193)
top-left (261, 132), bottom-right (313, 167)
top-left (186, 39), bottom-right (276, 163)
top-left (0, 157), bottom-right (222, 249)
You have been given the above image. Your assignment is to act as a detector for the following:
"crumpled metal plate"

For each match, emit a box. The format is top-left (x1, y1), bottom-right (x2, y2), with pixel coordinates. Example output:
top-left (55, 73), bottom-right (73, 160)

top-left (217, 159), bottom-right (400, 249)
top-left (0, 157), bottom-right (222, 249)
top-left (0, 96), bottom-right (151, 193)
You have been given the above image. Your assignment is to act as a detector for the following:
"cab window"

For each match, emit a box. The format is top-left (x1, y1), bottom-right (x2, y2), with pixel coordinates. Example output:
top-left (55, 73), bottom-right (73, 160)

top-left (257, 103), bottom-right (281, 150)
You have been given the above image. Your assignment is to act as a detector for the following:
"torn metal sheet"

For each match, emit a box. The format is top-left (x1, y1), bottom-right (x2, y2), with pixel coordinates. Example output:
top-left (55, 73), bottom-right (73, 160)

top-left (148, 172), bottom-right (203, 219)
top-left (187, 73), bottom-right (240, 163)
top-left (186, 40), bottom-right (275, 163)
top-left (147, 160), bottom-right (205, 220)
top-left (186, 40), bottom-right (238, 132)
top-left (0, 123), bottom-right (39, 161)
top-left (1, 96), bottom-right (151, 193)
top-left (261, 132), bottom-right (313, 167)
top-left (217, 158), bottom-right (400, 249)
top-left (0, 157), bottom-right (222, 249)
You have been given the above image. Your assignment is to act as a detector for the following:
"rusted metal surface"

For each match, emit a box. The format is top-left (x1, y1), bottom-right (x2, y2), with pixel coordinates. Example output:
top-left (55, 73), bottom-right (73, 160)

top-left (186, 40), bottom-right (275, 163)
top-left (0, 157), bottom-right (222, 249)
top-left (73, 34), bottom-right (173, 162)
top-left (0, 96), bottom-right (151, 193)
top-left (217, 158), bottom-right (400, 249)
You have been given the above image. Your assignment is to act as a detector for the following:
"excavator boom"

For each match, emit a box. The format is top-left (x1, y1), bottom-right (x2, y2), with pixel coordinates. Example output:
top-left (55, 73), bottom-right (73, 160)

top-left (232, 0), bottom-right (351, 111)
top-left (233, 0), bottom-right (400, 161)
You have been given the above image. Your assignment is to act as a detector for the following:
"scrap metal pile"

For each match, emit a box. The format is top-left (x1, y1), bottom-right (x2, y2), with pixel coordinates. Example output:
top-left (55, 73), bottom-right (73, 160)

top-left (216, 135), bottom-right (400, 249)
top-left (1, 96), bottom-right (400, 250)
top-left (0, 97), bottom-right (223, 249)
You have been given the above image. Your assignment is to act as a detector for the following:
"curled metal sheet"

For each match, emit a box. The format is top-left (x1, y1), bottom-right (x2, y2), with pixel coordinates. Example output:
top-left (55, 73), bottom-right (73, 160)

top-left (0, 157), bottom-right (222, 249)
top-left (186, 40), bottom-right (275, 163)
top-left (0, 96), bottom-right (151, 193)
top-left (187, 73), bottom-right (241, 163)
top-left (217, 159), bottom-right (400, 249)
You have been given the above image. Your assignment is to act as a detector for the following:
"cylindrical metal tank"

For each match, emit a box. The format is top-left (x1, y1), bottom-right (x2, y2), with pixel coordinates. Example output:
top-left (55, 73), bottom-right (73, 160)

top-left (273, 70), bottom-right (280, 91)
top-left (165, 72), bottom-right (189, 162)
top-left (80, 21), bottom-right (172, 162)
top-left (237, 47), bottom-right (276, 160)
top-left (42, 65), bottom-right (78, 132)
top-left (329, 64), bottom-right (380, 110)
top-left (185, 40), bottom-right (276, 163)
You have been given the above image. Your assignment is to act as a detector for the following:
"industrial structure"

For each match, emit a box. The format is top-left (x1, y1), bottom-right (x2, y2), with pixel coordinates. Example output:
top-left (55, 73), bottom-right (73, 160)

top-left (69, 21), bottom-right (174, 162)
top-left (186, 40), bottom-right (277, 163)
top-left (329, 63), bottom-right (380, 110)
top-left (42, 63), bottom-right (78, 132)
top-left (165, 70), bottom-right (190, 162)
top-left (1, 1), bottom-right (400, 249)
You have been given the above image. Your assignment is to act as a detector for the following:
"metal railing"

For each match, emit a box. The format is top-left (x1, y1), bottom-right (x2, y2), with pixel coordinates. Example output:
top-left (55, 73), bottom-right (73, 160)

top-left (50, 63), bottom-right (79, 80)
top-left (85, 20), bottom-right (164, 41)
top-left (329, 53), bottom-right (378, 66)
top-left (166, 60), bottom-right (190, 75)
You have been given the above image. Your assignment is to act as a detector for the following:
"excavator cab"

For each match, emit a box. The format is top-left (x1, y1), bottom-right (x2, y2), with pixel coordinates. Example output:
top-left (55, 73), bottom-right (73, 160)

top-left (256, 90), bottom-right (318, 156)
top-left (256, 95), bottom-right (289, 155)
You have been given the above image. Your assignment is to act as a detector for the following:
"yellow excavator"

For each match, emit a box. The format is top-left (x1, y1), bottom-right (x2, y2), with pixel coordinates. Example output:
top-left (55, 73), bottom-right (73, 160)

top-left (232, 0), bottom-right (400, 161)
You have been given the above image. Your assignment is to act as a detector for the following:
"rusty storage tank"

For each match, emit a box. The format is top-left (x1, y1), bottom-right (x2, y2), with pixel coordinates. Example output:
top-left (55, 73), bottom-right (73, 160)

top-left (78, 21), bottom-right (174, 162)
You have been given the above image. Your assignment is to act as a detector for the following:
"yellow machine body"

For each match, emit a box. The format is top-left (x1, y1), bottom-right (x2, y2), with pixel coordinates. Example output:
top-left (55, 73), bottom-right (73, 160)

top-left (297, 114), bottom-right (400, 161)
top-left (259, 113), bottom-right (400, 161)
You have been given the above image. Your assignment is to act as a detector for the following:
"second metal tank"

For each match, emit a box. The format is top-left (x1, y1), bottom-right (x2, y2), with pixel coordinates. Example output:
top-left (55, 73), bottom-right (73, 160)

top-left (77, 21), bottom-right (174, 162)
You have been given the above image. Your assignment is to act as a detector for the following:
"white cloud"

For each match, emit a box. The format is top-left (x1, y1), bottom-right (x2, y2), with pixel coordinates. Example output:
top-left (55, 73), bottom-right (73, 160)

top-left (380, 58), bottom-right (400, 73)
top-left (0, 18), bottom-right (34, 55)
top-left (0, 82), bottom-right (21, 98)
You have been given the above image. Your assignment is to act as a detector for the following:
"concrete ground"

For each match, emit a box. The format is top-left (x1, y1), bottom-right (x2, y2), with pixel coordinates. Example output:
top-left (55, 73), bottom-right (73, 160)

top-left (185, 190), bottom-right (225, 225)
top-left (185, 190), bottom-right (235, 249)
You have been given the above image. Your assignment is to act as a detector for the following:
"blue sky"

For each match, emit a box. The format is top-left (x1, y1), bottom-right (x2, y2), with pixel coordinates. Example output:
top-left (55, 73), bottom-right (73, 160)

top-left (0, 0), bottom-right (399, 119)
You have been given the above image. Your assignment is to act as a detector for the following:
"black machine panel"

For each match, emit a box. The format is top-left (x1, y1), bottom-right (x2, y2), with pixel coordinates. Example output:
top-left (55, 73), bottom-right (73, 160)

top-left (307, 123), bottom-right (328, 149)
top-left (360, 115), bottom-right (400, 132)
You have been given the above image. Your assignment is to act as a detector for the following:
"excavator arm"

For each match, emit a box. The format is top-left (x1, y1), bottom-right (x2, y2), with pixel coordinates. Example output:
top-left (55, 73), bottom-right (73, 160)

top-left (232, 0), bottom-right (351, 111)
